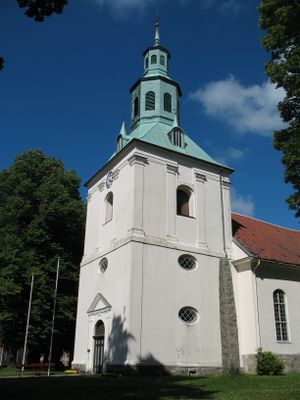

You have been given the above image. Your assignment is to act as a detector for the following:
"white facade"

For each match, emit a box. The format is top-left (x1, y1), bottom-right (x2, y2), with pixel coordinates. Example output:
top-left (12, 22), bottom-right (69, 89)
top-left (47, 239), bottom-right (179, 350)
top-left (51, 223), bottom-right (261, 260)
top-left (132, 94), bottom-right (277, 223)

top-left (232, 242), bottom-right (300, 373)
top-left (73, 140), bottom-right (232, 373)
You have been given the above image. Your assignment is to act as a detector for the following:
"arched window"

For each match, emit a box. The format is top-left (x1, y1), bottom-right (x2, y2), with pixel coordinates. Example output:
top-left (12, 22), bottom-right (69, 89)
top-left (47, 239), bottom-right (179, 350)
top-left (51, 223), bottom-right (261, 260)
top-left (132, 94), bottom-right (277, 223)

top-left (145, 57), bottom-right (149, 69)
top-left (273, 290), bottom-right (288, 341)
top-left (94, 320), bottom-right (105, 337)
top-left (160, 55), bottom-right (165, 66)
top-left (145, 91), bottom-right (155, 110)
top-left (151, 54), bottom-right (157, 64)
top-left (134, 97), bottom-right (139, 117)
top-left (177, 186), bottom-right (191, 217)
top-left (164, 93), bottom-right (172, 113)
top-left (105, 192), bottom-right (113, 223)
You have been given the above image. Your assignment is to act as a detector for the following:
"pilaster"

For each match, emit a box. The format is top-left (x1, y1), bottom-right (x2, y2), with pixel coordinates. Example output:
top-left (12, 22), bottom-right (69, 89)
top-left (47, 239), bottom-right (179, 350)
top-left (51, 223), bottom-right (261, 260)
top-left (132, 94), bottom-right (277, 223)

top-left (165, 163), bottom-right (178, 242)
top-left (221, 177), bottom-right (232, 257)
top-left (194, 171), bottom-right (208, 250)
top-left (127, 154), bottom-right (147, 237)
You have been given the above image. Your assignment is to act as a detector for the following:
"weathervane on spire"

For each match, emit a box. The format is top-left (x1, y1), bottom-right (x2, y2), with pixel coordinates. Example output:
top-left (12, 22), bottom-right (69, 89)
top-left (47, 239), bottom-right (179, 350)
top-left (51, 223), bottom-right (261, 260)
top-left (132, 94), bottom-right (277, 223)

top-left (154, 10), bottom-right (160, 47)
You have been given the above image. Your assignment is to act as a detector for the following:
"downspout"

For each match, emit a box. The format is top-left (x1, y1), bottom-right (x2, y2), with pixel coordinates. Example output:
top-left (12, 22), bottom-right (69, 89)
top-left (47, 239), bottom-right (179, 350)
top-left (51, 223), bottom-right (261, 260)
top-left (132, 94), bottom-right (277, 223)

top-left (253, 260), bottom-right (262, 349)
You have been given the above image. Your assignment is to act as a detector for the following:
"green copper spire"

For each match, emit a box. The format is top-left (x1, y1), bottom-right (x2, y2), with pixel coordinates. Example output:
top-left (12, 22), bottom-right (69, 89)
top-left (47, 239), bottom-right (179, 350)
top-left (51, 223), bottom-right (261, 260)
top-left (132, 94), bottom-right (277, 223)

top-left (154, 15), bottom-right (160, 47)
top-left (119, 120), bottom-right (127, 137)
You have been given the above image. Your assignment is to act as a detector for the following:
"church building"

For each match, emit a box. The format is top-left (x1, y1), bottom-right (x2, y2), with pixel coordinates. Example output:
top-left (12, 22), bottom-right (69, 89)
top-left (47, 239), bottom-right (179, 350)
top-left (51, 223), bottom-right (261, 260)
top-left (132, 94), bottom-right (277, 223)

top-left (72, 21), bottom-right (300, 375)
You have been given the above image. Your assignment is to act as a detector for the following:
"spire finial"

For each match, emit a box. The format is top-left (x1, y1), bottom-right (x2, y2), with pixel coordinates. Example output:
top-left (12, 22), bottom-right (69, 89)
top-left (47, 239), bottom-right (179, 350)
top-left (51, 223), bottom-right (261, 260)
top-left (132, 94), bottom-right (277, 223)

top-left (154, 12), bottom-right (160, 47)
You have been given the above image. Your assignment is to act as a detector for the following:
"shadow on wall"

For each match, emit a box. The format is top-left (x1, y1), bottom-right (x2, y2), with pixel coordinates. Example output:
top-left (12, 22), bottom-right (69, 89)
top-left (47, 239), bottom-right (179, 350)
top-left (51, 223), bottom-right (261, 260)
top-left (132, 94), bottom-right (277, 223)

top-left (106, 315), bottom-right (135, 365)
top-left (106, 315), bottom-right (169, 375)
top-left (100, 316), bottom-right (217, 398)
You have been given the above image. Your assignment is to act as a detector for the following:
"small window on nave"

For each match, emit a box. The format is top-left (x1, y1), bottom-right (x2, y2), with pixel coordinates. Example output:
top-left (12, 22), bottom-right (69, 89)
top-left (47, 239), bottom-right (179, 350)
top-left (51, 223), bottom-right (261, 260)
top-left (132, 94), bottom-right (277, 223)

top-left (273, 289), bottom-right (289, 342)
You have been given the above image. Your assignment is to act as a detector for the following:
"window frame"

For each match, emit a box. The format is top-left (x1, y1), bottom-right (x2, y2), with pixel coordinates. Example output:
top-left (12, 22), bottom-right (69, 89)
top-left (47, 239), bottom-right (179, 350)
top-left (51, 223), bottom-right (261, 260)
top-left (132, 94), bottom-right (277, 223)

top-left (273, 289), bottom-right (289, 342)
top-left (151, 54), bottom-right (157, 64)
top-left (104, 192), bottom-right (113, 223)
top-left (178, 306), bottom-right (199, 325)
top-left (178, 254), bottom-right (197, 271)
top-left (99, 258), bottom-right (108, 274)
top-left (176, 185), bottom-right (194, 218)
top-left (164, 92), bottom-right (172, 113)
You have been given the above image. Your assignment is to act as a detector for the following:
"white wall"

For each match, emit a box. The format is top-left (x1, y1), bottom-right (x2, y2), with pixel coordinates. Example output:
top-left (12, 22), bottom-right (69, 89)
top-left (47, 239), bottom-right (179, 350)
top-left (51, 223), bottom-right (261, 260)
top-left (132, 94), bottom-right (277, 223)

top-left (73, 141), bottom-right (232, 371)
top-left (256, 264), bottom-right (300, 354)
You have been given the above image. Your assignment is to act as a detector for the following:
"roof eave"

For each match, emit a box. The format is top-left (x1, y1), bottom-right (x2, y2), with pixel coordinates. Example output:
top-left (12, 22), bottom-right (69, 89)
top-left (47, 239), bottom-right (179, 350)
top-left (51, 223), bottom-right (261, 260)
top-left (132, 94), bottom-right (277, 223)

top-left (85, 138), bottom-right (234, 188)
top-left (130, 76), bottom-right (183, 97)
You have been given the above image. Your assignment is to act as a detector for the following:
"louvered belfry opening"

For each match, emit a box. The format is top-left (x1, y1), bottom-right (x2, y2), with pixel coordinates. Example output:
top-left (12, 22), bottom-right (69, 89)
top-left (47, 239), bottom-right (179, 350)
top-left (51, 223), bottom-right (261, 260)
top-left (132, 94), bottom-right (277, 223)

top-left (164, 93), bottom-right (172, 113)
top-left (145, 91), bottom-right (155, 110)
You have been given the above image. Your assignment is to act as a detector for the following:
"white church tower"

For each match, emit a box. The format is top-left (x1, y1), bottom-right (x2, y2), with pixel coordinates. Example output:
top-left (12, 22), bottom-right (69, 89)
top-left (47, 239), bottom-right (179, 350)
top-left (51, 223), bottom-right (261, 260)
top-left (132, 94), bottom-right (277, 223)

top-left (72, 20), bottom-right (235, 374)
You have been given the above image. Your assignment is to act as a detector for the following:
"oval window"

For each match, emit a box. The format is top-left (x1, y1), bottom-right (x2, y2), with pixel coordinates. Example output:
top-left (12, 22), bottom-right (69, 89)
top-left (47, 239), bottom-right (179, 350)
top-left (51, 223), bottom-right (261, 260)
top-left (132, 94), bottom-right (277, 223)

top-left (99, 258), bottom-right (108, 273)
top-left (178, 307), bottom-right (199, 324)
top-left (178, 254), bottom-right (196, 271)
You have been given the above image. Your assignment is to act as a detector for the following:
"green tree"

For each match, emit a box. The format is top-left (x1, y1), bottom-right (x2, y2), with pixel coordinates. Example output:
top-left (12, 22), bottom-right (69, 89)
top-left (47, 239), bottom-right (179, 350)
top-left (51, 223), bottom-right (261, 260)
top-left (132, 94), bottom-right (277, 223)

top-left (17, 0), bottom-right (69, 22)
top-left (259, 0), bottom-right (300, 218)
top-left (0, 150), bottom-right (85, 363)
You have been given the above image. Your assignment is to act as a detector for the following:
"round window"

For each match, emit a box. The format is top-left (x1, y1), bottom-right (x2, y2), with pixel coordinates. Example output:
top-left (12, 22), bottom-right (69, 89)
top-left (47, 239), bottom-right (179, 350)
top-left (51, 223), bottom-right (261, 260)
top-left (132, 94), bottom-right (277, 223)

top-left (178, 254), bottom-right (196, 271)
top-left (99, 258), bottom-right (108, 273)
top-left (178, 307), bottom-right (199, 324)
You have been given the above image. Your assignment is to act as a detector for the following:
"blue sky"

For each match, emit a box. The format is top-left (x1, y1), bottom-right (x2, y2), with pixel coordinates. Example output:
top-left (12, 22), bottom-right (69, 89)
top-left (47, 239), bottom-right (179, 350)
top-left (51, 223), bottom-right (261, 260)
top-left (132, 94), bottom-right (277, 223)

top-left (0, 0), bottom-right (298, 229)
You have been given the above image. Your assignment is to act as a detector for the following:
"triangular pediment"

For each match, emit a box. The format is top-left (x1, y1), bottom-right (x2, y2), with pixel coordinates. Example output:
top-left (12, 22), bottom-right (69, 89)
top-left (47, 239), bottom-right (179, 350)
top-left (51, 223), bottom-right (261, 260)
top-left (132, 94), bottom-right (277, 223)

top-left (87, 293), bottom-right (111, 314)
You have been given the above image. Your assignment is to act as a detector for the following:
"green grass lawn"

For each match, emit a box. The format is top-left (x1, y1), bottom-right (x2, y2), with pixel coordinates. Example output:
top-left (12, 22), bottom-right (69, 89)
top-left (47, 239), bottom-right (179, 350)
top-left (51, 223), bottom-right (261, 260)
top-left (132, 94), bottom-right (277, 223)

top-left (0, 373), bottom-right (299, 400)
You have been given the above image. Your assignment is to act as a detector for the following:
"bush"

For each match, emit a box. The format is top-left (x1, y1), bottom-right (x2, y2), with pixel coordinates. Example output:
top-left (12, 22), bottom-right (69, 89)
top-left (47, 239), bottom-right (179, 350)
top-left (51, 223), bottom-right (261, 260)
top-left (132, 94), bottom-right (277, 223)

top-left (256, 348), bottom-right (284, 375)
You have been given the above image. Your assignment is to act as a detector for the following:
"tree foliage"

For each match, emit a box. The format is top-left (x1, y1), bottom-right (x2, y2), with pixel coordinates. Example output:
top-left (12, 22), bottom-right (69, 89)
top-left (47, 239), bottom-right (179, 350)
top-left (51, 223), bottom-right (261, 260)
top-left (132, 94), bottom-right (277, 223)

top-left (0, 150), bottom-right (85, 362)
top-left (17, 0), bottom-right (69, 22)
top-left (259, 0), bottom-right (300, 218)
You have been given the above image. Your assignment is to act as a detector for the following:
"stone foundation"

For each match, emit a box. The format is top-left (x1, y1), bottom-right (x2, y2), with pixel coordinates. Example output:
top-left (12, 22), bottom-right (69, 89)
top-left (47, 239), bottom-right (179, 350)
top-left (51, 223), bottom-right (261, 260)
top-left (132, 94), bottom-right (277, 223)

top-left (105, 363), bottom-right (223, 376)
top-left (242, 353), bottom-right (300, 373)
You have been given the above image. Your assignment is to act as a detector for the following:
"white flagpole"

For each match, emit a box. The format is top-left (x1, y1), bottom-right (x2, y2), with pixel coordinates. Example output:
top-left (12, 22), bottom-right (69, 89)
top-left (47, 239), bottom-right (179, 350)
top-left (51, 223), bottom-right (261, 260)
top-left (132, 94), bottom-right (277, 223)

top-left (48, 256), bottom-right (60, 377)
top-left (21, 273), bottom-right (34, 375)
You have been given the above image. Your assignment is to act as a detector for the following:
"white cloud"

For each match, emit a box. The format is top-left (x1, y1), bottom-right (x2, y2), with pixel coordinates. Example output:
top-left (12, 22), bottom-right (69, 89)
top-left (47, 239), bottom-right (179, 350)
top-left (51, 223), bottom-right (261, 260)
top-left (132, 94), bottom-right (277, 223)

top-left (90, 0), bottom-right (242, 14)
top-left (191, 76), bottom-right (285, 136)
top-left (91, 0), bottom-right (155, 15)
top-left (231, 188), bottom-right (254, 216)
top-left (214, 146), bottom-right (246, 165)
top-left (201, 0), bottom-right (242, 13)
top-left (219, 0), bottom-right (242, 13)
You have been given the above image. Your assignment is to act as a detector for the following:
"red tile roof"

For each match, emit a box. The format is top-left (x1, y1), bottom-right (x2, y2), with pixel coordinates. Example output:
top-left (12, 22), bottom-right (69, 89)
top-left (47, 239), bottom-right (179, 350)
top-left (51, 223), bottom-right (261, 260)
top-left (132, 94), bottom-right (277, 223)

top-left (232, 213), bottom-right (300, 266)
